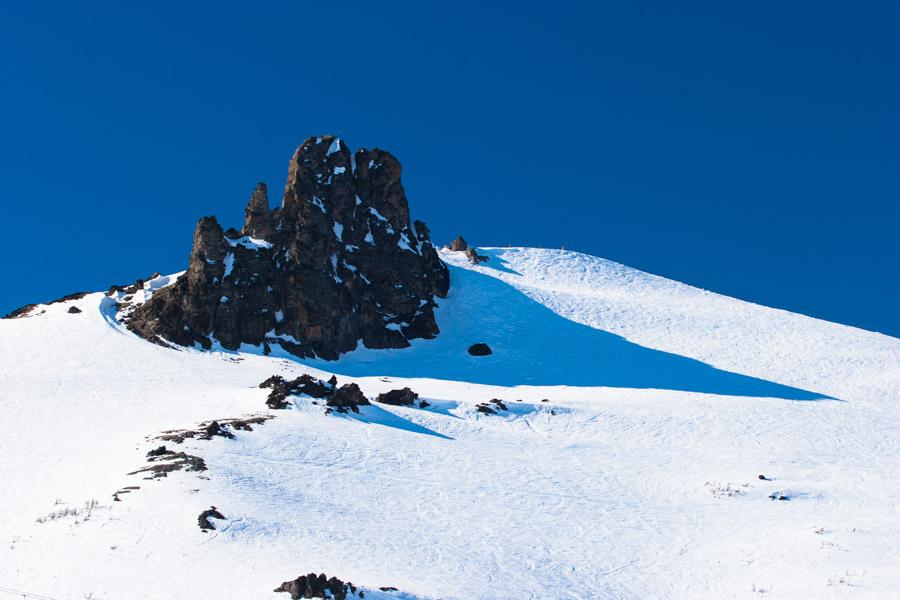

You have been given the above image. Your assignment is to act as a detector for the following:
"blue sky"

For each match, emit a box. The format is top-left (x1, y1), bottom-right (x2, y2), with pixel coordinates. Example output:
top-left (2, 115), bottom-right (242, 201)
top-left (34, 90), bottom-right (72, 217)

top-left (1, 1), bottom-right (897, 336)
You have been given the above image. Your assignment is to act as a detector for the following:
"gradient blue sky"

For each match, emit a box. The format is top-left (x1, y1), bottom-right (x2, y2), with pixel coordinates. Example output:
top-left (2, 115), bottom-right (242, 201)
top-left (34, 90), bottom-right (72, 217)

top-left (1, 1), bottom-right (897, 336)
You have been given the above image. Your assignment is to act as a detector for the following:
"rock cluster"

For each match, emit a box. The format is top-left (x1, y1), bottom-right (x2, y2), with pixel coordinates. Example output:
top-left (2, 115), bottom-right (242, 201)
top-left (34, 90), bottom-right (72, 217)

top-left (127, 136), bottom-right (450, 360)
top-left (476, 399), bottom-right (508, 414)
top-left (448, 235), bottom-right (489, 264)
top-left (274, 573), bottom-right (361, 600)
top-left (259, 374), bottom-right (370, 413)
top-left (260, 374), bottom-right (335, 409)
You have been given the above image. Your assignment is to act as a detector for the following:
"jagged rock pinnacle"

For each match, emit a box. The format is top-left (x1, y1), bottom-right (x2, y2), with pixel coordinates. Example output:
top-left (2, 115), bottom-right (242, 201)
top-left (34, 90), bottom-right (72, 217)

top-left (127, 136), bottom-right (450, 360)
top-left (242, 182), bottom-right (272, 239)
top-left (449, 236), bottom-right (468, 252)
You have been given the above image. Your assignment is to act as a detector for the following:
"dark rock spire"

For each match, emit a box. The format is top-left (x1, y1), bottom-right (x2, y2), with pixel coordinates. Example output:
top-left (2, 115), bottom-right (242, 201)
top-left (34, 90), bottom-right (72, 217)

top-left (242, 182), bottom-right (272, 239)
top-left (127, 136), bottom-right (450, 360)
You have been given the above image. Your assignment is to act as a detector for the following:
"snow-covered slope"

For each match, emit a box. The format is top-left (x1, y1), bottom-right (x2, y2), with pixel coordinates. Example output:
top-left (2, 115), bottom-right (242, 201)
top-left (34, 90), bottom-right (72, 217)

top-left (1, 248), bottom-right (898, 599)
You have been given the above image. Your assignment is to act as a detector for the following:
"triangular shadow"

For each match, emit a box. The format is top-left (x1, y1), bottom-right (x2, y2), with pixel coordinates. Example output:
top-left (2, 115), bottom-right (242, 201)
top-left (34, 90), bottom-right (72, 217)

top-left (308, 265), bottom-right (833, 401)
top-left (334, 404), bottom-right (454, 440)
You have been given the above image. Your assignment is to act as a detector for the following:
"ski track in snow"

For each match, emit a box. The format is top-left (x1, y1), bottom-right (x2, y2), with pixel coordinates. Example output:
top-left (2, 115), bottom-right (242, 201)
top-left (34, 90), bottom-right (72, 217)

top-left (1, 248), bottom-right (898, 599)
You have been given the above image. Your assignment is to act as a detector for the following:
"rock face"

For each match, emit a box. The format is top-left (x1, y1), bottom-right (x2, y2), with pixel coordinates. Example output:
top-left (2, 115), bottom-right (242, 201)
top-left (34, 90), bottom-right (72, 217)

top-left (127, 136), bottom-right (450, 360)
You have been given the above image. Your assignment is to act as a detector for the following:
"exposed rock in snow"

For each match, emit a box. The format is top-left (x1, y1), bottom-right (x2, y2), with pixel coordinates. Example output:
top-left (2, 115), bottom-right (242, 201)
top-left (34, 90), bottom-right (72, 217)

top-left (449, 235), bottom-right (468, 252)
top-left (260, 374), bottom-right (334, 409)
top-left (375, 387), bottom-right (419, 406)
top-left (467, 342), bottom-right (492, 356)
top-left (326, 383), bottom-right (370, 413)
top-left (447, 235), bottom-right (488, 264)
top-left (127, 136), bottom-right (449, 360)
top-left (274, 572), bottom-right (360, 600)
top-left (465, 246), bottom-right (489, 264)
top-left (3, 290), bottom-right (90, 319)
top-left (197, 506), bottom-right (226, 531)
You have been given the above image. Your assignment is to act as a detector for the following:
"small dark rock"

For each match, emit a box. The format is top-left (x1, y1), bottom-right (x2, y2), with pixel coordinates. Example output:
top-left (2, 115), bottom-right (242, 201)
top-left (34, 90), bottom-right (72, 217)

top-left (67, 306), bottom-right (82, 314)
top-left (476, 404), bottom-right (497, 415)
top-left (758, 474), bottom-right (770, 481)
top-left (540, 399), bottom-right (549, 403)
top-left (147, 445), bottom-right (171, 458)
top-left (489, 398), bottom-right (508, 411)
top-left (464, 247), bottom-right (489, 264)
top-left (198, 506), bottom-right (226, 531)
top-left (202, 420), bottom-right (235, 440)
top-left (379, 587), bottom-right (399, 592)
top-left (418, 399), bottom-right (431, 409)
top-left (328, 375), bottom-right (338, 387)
top-left (468, 343), bottom-right (492, 356)
top-left (376, 387), bottom-right (419, 406)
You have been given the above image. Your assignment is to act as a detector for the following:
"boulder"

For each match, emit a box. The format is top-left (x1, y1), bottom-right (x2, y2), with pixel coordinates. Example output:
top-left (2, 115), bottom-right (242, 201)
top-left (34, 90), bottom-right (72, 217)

top-left (376, 387), bottom-right (419, 406)
top-left (327, 383), bottom-right (370, 413)
top-left (468, 343), bottom-right (493, 356)
top-left (198, 506), bottom-right (226, 531)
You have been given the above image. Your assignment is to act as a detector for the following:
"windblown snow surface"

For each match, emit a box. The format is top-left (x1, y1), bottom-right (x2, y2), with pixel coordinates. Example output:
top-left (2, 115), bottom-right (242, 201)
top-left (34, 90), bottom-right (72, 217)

top-left (1, 248), bottom-right (899, 599)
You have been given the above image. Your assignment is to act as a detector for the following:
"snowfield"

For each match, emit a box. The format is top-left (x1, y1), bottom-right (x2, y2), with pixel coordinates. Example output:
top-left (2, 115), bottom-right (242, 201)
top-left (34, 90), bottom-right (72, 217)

top-left (1, 247), bottom-right (899, 599)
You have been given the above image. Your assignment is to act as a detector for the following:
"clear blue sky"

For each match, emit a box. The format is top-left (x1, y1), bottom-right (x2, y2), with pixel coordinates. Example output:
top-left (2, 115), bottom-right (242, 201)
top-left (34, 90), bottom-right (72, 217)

top-left (1, 1), bottom-right (897, 336)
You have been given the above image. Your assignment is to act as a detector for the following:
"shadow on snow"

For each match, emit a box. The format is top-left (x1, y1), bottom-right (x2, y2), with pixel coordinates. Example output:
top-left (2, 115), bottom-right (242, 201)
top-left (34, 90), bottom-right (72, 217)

top-left (307, 265), bottom-right (832, 401)
top-left (336, 404), bottom-right (454, 440)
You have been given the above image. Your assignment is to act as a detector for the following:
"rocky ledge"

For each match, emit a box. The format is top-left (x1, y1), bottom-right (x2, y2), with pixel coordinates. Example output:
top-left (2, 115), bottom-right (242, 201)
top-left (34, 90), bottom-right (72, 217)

top-left (127, 136), bottom-right (449, 360)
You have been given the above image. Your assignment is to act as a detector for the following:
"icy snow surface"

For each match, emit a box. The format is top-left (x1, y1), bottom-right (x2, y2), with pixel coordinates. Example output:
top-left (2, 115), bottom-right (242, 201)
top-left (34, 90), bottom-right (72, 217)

top-left (1, 247), bottom-right (898, 599)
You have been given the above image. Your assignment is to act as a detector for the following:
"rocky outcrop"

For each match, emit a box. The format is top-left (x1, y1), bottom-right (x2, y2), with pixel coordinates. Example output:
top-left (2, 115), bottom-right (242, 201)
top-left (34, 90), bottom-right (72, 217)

top-left (260, 374), bottom-right (335, 409)
top-left (326, 383), bottom-right (370, 413)
top-left (376, 387), bottom-right (419, 406)
top-left (448, 235), bottom-right (488, 264)
top-left (198, 506), bottom-right (226, 531)
top-left (449, 236), bottom-right (468, 252)
top-left (274, 573), bottom-right (360, 600)
top-left (4, 291), bottom-right (90, 319)
top-left (127, 136), bottom-right (450, 360)
top-left (259, 374), bottom-right (370, 413)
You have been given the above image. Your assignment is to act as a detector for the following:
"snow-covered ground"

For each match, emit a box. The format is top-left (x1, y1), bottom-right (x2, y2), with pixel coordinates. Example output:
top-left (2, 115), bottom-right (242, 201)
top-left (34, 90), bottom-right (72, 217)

top-left (1, 247), bottom-right (898, 599)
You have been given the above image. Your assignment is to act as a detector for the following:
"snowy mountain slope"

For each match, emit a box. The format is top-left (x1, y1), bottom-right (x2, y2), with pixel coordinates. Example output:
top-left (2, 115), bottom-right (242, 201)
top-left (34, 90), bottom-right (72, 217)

top-left (1, 248), bottom-right (898, 600)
